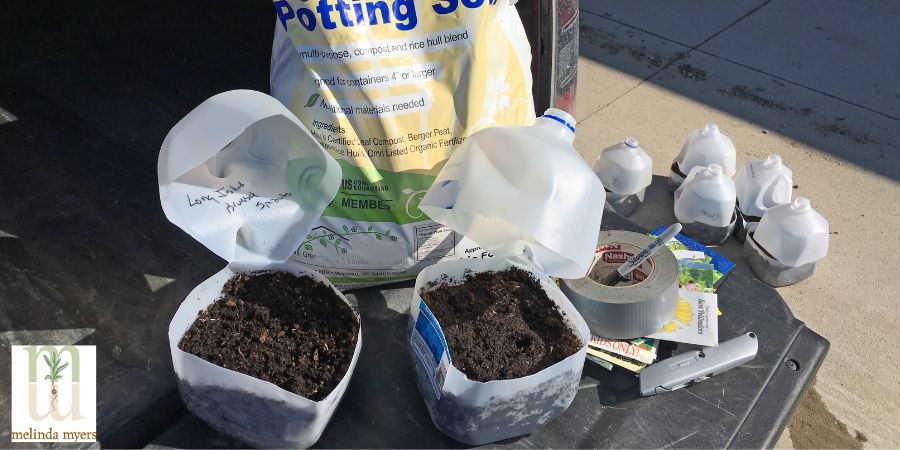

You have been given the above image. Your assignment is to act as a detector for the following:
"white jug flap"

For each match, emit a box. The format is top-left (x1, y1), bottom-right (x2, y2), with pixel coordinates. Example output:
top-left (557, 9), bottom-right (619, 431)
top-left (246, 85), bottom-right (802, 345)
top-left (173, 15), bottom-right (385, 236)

top-left (418, 123), bottom-right (605, 279)
top-left (158, 90), bottom-right (340, 265)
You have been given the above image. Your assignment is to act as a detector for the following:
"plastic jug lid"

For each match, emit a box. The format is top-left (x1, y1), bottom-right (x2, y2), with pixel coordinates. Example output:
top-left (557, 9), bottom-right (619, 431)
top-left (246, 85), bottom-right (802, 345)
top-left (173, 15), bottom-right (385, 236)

top-left (762, 154), bottom-right (783, 168)
top-left (419, 109), bottom-right (605, 279)
top-left (701, 123), bottom-right (720, 136)
top-left (158, 90), bottom-right (341, 265)
top-left (624, 137), bottom-right (639, 148)
top-left (789, 197), bottom-right (811, 212)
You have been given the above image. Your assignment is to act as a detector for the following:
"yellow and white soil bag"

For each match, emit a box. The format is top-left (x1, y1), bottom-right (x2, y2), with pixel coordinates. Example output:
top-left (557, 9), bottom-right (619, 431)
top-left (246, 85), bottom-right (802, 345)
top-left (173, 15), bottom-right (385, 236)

top-left (270, 0), bottom-right (535, 288)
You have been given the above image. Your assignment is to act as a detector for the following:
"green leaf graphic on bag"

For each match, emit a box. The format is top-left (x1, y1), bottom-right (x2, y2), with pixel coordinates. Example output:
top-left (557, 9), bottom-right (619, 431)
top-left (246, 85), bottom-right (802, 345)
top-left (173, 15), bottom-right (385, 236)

top-left (304, 93), bottom-right (319, 108)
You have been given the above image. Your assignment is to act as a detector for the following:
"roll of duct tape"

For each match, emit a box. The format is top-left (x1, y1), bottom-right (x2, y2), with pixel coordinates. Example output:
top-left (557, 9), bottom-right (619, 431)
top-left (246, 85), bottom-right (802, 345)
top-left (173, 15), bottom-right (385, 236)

top-left (560, 230), bottom-right (679, 339)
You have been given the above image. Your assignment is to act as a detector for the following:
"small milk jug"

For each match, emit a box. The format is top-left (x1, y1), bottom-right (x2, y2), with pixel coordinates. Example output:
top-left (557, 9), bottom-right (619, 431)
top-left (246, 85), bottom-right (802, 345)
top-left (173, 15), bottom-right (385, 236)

top-left (594, 138), bottom-right (652, 217)
top-left (673, 164), bottom-right (736, 244)
top-left (734, 154), bottom-right (793, 241)
top-left (669, 123), bottom-right (736, 193)
top-left (408, 108), bottom-right (604, 445)
top-left (745, 197), bottom-right (828, 286)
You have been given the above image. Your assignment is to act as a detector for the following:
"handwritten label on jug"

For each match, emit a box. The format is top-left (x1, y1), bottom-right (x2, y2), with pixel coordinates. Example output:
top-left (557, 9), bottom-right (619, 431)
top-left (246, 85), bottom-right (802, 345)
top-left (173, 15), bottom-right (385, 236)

top-left (256, 192), bottom-right (293, 210)
top-left (700, 208), bottom-right (721, 221)
top-left (185, 180), bottom-right (293, 216)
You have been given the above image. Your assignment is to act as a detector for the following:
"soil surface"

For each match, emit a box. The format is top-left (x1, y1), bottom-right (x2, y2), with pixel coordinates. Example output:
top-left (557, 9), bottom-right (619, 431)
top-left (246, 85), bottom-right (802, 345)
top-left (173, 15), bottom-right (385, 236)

top-left (420, 267), bottom-right (582, 382)
top-left (179, 271), bottom-right (359, 401)
top-left (788, 386), bottom-right (867, 449)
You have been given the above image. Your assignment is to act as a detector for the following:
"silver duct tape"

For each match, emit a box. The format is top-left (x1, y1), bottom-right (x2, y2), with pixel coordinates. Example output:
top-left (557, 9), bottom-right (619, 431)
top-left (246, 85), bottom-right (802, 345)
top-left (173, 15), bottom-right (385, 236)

top-left (560, 231), bottom-right (679, 339)
top-left (744, 232), bottom-right (816, 287)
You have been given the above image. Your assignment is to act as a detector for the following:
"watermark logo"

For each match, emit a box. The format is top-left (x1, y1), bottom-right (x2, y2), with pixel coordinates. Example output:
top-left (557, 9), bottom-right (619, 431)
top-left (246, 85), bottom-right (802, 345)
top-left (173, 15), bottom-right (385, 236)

top-left (10, 345), bottom-right (96, 442)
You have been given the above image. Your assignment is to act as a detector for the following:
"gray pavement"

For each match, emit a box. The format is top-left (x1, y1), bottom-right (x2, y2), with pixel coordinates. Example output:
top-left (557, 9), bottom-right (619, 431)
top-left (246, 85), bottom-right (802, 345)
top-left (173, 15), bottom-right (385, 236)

top-left (573, 1), bottom-right (900, 448)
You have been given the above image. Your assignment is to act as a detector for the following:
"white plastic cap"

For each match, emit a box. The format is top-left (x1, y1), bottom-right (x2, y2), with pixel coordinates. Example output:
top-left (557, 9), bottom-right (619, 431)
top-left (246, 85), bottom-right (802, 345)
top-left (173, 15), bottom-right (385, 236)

top-left (763, 154), bottom-right (783, 168)
top-left (702, 123), bottom-right (720, 135)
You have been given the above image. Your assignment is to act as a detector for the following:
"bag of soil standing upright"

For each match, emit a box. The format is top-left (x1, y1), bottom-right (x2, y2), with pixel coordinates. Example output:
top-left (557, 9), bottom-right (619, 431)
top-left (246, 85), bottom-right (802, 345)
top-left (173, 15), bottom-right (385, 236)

top-left (159, 90), bottom-right (362, 448)
top-left (270, 0), bottom-right (535, 288)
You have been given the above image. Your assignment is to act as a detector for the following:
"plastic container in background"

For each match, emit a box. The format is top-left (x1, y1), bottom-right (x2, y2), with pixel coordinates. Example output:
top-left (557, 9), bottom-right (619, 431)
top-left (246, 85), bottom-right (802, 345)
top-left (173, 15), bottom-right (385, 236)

top-left (159, 90), bottom-right (361, 448)
top-left (674, 164), bottom-right (737, 244)
top-left (745, 197), bottom-right (829, 286)
top-left (668, 123), bottom-right (737, 193)
top-left (594, 138), bottom-right (653, 216)
top-left (734, 154), bottom-right (793, 241)
top-left (408, 109), bottom-right (603, 445)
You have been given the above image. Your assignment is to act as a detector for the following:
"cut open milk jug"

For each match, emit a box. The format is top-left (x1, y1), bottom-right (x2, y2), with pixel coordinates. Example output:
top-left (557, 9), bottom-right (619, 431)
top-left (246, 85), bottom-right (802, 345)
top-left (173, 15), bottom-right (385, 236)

top-left (745, 197), bottom-right (829, 287)
top-left (734, 154), bottom-right (793, 241)
top-left (407, 109), bottom-right (604, 445)
top-left (594, 138), bottom-right (653, 217)
top-left (674, 164), bottom-right (737, 244)
top-left (669, 123), bottom-right (736, 193)
top-left (159, 90), bottom-right (361, 448)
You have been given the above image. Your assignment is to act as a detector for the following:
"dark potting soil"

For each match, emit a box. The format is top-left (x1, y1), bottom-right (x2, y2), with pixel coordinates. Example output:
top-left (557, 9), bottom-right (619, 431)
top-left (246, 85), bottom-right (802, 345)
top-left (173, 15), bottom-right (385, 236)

top-left (420, 267), bottom-right (582, 382)
top-left (178, 271), bottom-right (358, 401)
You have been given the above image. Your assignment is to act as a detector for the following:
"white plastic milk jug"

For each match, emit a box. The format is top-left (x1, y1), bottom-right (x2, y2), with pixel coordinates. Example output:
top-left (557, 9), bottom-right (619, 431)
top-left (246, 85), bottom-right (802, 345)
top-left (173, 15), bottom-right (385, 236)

top-left (408, 108), bottom-right (603, 445)
top-left (669, 123), bottom-right (736, 193)
top-left (745, 197), bottom-right (828, 286)
top-left (673, 164), bottom-right (736, 244)
top-left (421, 108), bottom-right (605, 277)
top-left (734, 154), bottom-right (793, 240)
top-left (594, 138), bottom-right (652, 217)
top-left (753, 197), bottom-right (828, 267)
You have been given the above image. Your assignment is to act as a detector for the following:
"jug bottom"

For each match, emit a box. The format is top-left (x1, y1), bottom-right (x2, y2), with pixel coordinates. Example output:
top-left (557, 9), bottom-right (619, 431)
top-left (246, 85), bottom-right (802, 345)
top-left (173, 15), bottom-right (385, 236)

top-left (605, 189), bottom-right (646, 217)
top-left (744, 232), bottom-right (816, 287)
top-left (681, 212), bottom-right (736, 245)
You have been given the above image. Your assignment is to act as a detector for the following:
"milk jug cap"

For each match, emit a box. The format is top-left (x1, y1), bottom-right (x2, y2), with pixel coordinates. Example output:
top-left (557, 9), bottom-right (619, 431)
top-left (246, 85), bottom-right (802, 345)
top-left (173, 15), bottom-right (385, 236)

top-left (158, 90), bottom-right (341, 265)
top-left (763, 154), bottom-right (783, 168)
top-left (701, 123), bottom-right (720, 136)
top-left (419, 109), bottom-right (606, 279)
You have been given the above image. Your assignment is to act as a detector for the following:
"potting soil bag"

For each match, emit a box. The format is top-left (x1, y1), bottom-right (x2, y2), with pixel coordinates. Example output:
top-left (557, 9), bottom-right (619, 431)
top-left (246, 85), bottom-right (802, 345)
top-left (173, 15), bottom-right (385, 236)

top-left (270, 0), bottom-right (535, 288)
top-left (159, 90), bottom-right (362, 448)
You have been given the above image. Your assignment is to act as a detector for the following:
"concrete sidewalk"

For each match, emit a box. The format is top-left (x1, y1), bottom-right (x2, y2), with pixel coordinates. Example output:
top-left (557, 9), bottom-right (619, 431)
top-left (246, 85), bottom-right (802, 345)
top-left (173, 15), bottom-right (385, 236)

top-left (572, 1), bottom-right (900, 448)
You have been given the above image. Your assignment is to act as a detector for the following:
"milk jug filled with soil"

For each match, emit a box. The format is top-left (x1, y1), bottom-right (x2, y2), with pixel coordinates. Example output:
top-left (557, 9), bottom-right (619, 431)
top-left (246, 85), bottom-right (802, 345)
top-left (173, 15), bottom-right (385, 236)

top-left (159, 90), bottom-right (362, 448)
top-left (407, 109), bottom-right (604, 445)
top-left (745, 197), bottom-right (829, 286)
top-left (669, 123), bottom-right (736, 193)
top-left (594, 138), bottom-right (652, 216)
top-left (673, 164), bottom-right (737, 244)
top-left (734, 154), bottom-right (793, 241)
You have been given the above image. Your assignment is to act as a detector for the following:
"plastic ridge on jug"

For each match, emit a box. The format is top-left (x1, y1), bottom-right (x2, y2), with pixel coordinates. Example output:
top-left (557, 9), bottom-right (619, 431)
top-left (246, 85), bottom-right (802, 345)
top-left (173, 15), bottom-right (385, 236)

top-left (669, 123), bottom-right (737, 193)
top-left (408, 108), bottom-right (604, 445)
top-left (594, 138), bottom-right (653, 217)
top-left (673, 164), bottom-right (737, 245)
top-left (734, 154), bottom-right (794, 241)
